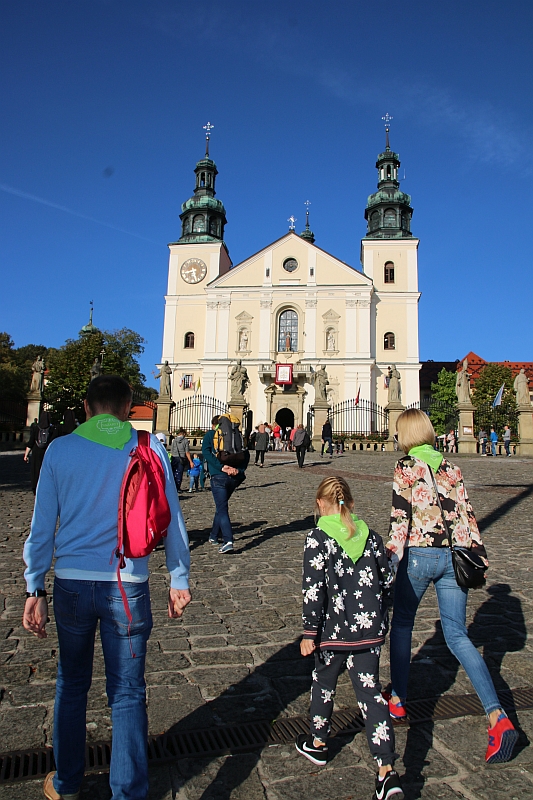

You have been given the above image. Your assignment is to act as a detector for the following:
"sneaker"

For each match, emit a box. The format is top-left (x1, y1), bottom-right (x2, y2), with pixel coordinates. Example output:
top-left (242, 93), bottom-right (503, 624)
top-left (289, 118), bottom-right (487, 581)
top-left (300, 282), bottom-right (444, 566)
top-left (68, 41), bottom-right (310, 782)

top-left (208, 537), bottom-right (219, 545)
top-left (295, 733), bottom-right (328, 766)
top-left (374, 769), bottom-right (404, 800)
top-left (44, 772), bottom-right (80, 800)
top-left (486, 713), bottom-right (518, 763)
top-left (188, 489), bottom-right (193, 493)
top-left (388, 696), bottom-right (407, 720)
top-left (218, 542), bottom-right (234, 554)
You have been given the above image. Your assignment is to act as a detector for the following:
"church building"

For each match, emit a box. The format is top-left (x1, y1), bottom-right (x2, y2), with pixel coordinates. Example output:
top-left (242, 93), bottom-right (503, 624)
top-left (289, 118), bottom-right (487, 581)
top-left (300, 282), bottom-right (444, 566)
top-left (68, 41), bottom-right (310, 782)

top-left (160, 125), bottom-right (421, 430)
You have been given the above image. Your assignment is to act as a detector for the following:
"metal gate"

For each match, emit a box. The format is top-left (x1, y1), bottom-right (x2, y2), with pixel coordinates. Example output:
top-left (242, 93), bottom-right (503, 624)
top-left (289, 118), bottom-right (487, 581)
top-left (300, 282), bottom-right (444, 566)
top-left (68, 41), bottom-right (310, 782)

top-left (169, 395), bottom-right (227, 435)
top-left (328, 399), bottom-right (388, 436)
top-left (408, 399), bottom-right (459, 438)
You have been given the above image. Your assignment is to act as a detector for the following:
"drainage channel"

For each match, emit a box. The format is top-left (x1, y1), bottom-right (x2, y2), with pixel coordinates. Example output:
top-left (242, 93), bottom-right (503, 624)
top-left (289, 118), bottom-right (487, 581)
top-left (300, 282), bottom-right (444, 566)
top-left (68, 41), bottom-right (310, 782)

top-left (1, 686), bottom-right (532, 784)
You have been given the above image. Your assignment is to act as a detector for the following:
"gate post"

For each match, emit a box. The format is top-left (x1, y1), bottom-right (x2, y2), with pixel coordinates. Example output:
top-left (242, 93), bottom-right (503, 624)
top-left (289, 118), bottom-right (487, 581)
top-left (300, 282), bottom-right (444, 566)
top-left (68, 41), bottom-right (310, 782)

top-left (228, 400), bottom-right (247, 425)
top-left (456, 402), bottom-right (477, 454)
top-left (155, 397), bottom-right (174, 435)
top-left (384, 401), bottom-right (405, 451)
top-left (517, 405), bottom-right (533, 456)
top-left (312, 401), bottom-right (330, 450)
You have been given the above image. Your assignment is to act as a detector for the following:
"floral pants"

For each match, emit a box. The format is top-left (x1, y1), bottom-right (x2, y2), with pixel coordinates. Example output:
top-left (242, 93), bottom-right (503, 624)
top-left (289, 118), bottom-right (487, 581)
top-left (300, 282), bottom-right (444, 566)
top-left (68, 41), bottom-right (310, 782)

top-left (310, 647), bottom-right (397, 766)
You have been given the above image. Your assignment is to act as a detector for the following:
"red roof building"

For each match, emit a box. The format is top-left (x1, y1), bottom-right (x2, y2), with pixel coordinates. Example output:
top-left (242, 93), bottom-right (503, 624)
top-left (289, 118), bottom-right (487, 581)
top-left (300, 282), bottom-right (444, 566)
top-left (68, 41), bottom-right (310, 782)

top-left (459, 352), bottom-right (533, 392)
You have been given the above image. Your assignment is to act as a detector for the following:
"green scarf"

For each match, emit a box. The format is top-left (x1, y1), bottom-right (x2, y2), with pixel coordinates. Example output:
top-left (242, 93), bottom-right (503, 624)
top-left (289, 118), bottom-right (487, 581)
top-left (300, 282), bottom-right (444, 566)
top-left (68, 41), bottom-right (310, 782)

top-left (409, 443), bottom-right (443, 472)
top-left (73, 414), bottom-right (133, 450)
top-left (317, 513), bottom-right (370, 564)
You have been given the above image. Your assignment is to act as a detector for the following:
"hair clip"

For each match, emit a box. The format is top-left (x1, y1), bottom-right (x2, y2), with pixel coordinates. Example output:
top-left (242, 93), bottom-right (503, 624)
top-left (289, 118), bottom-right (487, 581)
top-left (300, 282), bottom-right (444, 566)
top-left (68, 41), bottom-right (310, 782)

top-left (339, 500), bottom-right (344, 505)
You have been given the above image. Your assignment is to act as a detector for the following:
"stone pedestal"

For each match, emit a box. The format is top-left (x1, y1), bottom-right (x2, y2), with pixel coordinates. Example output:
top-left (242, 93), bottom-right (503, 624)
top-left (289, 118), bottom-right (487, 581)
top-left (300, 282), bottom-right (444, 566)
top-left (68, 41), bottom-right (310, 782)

top-left (228, 400), bottom-right (247, 425)
top-left (155, 397), bottom-right (173, 435)
top-left (26, 391), bottom-right (41, 429)
top-left (456, 403), bottom-right (477, 454)
top-left (384, 402), bottom-right (405, 452)
top-left (517, 405), bottom-right (533, 457)
top-left (312, 402), bottom-right (330, 449)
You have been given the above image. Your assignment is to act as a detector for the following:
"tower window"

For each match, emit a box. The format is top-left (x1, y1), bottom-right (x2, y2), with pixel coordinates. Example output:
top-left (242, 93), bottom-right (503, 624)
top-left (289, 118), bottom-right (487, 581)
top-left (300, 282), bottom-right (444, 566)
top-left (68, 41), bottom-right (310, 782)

top-left (384, 209), bottom-right (396, 227)
top-left (192, 215), bottom-right (205, 233)
top-left (209, 218), bottom-right (218, 236)
top-left (384, 262), bottom-right (395, 283)
top-left (370, 211), bottom-right (380, 231)
top-left (184, 332), bottom-right (195, 349)
top-left (200, 172), bottom-right (206, 187)
top-left (278, 309), bottom-right (298, 352)
top-left (384, 332), bottom-right (396, 350)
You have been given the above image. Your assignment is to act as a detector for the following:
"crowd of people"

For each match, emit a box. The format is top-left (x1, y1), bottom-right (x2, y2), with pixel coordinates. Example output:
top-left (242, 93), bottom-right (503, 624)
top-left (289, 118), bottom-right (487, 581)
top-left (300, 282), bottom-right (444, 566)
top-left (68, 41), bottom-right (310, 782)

top-left (21, 378), bottom-right (519, 800)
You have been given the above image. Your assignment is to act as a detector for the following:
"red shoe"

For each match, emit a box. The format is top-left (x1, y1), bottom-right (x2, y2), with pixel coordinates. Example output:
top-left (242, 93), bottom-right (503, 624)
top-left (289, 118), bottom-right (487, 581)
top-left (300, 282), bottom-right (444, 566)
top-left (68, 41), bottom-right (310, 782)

top-left (388, 697), bottom-right (407, 720)
top-left (486, 714), bottom-right (518, 763)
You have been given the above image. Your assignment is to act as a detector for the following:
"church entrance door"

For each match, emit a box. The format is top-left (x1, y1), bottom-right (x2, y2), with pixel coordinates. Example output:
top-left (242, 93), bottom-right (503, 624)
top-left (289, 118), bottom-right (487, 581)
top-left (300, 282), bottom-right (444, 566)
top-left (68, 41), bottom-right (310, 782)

top-left (275, 407), bottom-right (294, 430)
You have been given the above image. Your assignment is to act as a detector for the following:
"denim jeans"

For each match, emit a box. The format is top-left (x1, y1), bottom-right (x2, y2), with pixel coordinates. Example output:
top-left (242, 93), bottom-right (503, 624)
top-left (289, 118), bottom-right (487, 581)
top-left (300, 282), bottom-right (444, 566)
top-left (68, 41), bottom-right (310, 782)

top-left (53, 578), bottom-right (153, 799)
top-left (321, 437), bottom-right (333, 456)
top-left (390, 547), bottom-right (500, 715)
top-left (491, 440), bottom-right (497, 456)
top-left (209, 471), bottom-right (245, 544)
top-left (504, 440), bottom-right (510, 456)
top-left (171, 456), bottom-right (187, 490)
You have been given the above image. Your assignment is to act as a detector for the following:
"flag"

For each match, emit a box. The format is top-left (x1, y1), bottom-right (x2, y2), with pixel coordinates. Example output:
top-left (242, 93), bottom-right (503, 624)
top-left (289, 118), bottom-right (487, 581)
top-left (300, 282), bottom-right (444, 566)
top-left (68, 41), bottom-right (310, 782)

top-left (179, 374), bottom-right (184, 388)
top-left (194, 377), bottom-right (201, 395)
top-left (492, 384), bottom-right (505, 408)
top-left (354, 385), bottom-right (361, 406)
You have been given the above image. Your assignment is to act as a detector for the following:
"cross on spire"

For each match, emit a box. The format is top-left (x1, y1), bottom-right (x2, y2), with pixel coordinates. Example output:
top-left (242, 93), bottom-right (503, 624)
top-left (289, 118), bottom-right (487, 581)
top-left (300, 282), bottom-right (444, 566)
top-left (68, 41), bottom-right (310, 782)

top-left (382, 113), bottom-right (393, 150)
top-left (304, 200), bottom-right (311, 228)
top-left (287, 215), bottom-right (297, 231)
top-left (203, 121), bottom-right (214, 157)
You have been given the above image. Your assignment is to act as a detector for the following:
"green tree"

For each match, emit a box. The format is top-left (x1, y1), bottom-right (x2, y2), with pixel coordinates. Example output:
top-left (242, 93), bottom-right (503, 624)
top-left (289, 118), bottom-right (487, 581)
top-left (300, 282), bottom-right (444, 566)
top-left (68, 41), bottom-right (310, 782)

top-left (0, 333), bottom-right (50, 403)
top-left (473, 363), bottom-right (517, 436)
top-left (428, 368), bottom-right (457, 436)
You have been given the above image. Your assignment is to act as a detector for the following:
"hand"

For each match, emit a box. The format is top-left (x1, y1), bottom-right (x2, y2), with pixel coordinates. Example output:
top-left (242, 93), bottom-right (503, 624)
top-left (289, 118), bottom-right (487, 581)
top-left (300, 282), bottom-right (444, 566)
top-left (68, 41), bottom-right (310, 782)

top-left (168, 588), bottom-right (192, 618)
top-left (24, 450), bottom-right (30, 463)
top-left (222, 465), bottom-right (238, 476)
top-left (300, 638), bottom-right (316, 656)
top-left (23, 597), bottom-right (48, 638)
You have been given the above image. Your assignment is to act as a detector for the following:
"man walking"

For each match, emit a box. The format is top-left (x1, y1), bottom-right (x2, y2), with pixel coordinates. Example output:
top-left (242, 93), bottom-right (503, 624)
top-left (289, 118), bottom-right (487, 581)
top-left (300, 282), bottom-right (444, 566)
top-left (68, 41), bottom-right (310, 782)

top-left (503, 425), bottom-right (512, 457)
top-left (170, 428), bottom-right (194, 491)
top-left (23, 376), bottom-right (191, 800)
top-left (321, 419), bottom-right (333, 458)
top-left (203, 414), bottom-right (249, 553)
top-left (478, 428), bottom-right (488, 456)
top-left (293, 424), bottom-right (310, 468)
top-left (490, 426), bottom-right (498, 456)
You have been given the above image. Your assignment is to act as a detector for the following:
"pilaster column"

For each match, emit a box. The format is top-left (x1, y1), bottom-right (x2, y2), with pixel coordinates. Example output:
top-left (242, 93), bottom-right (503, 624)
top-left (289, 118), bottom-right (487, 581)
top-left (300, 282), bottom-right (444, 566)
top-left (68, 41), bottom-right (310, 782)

top-left (345, 299), bottom-right (357, 356)
top-left (258, 297), bottom-right (272, 359)
top-left (304, 299), bottom-right (317, 358)
top-left (358, 299), bottom-right (371, 358)
top-left (204, 301), bottom-right (218, 358)
top-left (456, 402), bottom-right (477, 454)
top-left (517, 405), bottom-right (533, 456)
top-left (216, 300), bottom-right (231, 356)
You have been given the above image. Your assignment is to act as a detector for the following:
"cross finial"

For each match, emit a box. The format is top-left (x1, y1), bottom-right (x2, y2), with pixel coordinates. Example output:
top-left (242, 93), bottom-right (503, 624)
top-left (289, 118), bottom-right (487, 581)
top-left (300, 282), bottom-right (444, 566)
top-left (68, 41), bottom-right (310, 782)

top-left (288, 215), bottom-right (297, 231)
top-left (382, 113), bottom-right (393, 149)
top-left (203, 121), bottom-right (214, 157)
top-left (89, 299), bottom-right (93, 324)
top-left (304, 200), bottom-right (311, 228)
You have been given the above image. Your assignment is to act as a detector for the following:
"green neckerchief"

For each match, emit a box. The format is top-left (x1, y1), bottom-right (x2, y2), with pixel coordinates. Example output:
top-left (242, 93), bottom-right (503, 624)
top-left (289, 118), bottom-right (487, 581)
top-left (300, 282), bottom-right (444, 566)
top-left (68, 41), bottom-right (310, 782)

top-left (409, 444), bottom-right (443, 472)
top-left (317, 513), bottom-right (370, 564)
top-left (73, 414), bottom-right (133, 450)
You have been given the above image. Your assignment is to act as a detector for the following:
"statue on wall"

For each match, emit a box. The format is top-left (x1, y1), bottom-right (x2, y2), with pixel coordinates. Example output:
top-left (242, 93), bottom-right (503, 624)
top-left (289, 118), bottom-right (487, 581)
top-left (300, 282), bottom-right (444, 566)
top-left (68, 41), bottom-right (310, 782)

top-left (90, 357), bottom-right (102, 382)
top-left (388, 365), bottom-right (401, 403)
top-left (285, 332), bottom-right (291, 352)
top-left (155, 361), bottom-right (172, 397)
top-left (230, 359), bottom-right (249, 400)
top-left (455, 359), bottom-right (472, 404)
top-left (514, 368), bottom-right (530, 406)
top-left (239, 329), bottom-right (249, 352)
top-left (313, 365), bottom-right (329, 403)
top-left (30, 355), bottom-right (45, 393)
top-left (326, 330), bottom-right (336, 351)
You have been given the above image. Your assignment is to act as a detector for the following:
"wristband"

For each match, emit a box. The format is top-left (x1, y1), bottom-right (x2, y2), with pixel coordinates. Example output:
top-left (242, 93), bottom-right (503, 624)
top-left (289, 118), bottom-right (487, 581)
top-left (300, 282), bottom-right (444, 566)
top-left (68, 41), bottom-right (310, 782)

top-left (26, 589), bottom-right (47, 598)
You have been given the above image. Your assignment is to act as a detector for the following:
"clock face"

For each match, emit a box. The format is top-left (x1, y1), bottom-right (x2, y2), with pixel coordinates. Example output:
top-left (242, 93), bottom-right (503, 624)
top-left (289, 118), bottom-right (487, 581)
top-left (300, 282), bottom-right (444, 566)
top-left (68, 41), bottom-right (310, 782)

top-left (180, 258), bottom-right (207, 284)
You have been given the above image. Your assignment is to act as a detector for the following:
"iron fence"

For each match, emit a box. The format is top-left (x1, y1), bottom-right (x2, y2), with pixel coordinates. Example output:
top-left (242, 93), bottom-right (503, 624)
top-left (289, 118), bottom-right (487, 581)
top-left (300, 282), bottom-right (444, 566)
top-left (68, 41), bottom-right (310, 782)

top-left (0, 400), bottom-right (27, 429)
top-left (328, 399), bottom-right (388, 437)
top-left (408, 399), bottom-right (459, 438)
top-left (169, 394), bottom-right (228, 436)
top-left (473, 401), bottom-right (518, 438)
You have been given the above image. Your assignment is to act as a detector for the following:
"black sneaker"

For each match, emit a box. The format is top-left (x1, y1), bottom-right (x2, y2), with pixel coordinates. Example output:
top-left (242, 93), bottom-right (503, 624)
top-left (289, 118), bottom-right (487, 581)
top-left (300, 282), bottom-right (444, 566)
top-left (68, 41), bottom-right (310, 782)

top-left (295, 733), bottom-right (328, 766)
top-left (374, 769), bottom-right (404, 800)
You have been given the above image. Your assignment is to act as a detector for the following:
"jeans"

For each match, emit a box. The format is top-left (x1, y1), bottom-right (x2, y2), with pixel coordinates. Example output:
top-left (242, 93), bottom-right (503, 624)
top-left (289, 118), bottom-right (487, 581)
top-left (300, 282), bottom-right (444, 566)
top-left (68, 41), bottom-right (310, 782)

top-left (390, 547), bottom-right (500, 715)
top-left (295, 444), bottom-right (306, 468)
top-left (171, 456), bottom-right (187, 490)
top-left (53, 578), bottom-right (153, 799)
top-left (321, 437), bottom-right (333, 456)
top-left (209, 471), bottom-right (245, 544)
top-left (189, 475), bottom-right (199, 490)
top-left (504, 440), bottom-right (510, 456)
top-left (491, 441), bottom-right (497, 456)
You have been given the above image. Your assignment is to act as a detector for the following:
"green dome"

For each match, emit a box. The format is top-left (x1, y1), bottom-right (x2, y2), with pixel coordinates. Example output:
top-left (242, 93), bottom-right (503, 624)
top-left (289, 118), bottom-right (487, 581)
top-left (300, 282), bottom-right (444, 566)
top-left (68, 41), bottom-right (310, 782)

top-left (181, 195), bottom-right (226, 213)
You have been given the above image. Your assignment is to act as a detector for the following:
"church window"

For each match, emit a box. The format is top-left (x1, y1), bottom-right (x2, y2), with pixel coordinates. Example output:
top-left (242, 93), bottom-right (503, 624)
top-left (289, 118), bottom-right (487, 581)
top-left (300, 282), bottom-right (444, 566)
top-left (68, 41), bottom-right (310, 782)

top-left (200, 172), bottom-right (206, 187)
top-left (370, 211), bottom-right (380, 231)
top-left (184, 332), bottom-right (195, 349)
top-left (192, 215), bottom-right (205, 233)
top-left (384, 331), bottom-right (395, 350)
top-left (183, 217), bottom-right (191, 234)
top-left (384, 209), bottom-right (396, 227)
top-left (278, 309), bottom-right (298, 352)
top-left (384, 262), bottom-right (395, 283)
top-left (209, 218), bottom-right (218, 236)
top-left (283, 257), bottom-right (298, 273)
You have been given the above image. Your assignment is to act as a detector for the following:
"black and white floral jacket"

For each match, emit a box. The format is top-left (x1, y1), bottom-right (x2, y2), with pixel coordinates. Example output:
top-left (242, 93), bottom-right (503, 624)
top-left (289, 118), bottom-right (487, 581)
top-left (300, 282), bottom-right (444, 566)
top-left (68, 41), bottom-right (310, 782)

top-left (302, 527), bottom-right (393, 651)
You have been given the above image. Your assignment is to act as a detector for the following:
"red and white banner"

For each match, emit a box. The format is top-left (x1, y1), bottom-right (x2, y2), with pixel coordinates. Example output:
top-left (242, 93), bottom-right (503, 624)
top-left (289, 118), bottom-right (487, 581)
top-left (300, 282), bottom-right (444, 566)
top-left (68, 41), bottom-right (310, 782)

top-left (275, 364), bottom-right (293, 385)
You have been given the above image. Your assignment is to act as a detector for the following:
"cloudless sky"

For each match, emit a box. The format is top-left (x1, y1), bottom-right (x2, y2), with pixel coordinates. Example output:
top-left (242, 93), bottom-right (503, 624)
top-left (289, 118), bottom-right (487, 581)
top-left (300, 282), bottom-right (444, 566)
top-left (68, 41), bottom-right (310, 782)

top-left (1, 0), bottom-right (532, 386)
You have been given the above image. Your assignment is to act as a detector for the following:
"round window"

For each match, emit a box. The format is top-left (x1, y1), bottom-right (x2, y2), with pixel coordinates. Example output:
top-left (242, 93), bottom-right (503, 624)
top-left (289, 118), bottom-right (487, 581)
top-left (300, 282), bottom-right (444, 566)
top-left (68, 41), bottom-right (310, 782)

top-left (283, 258), bottom-right (298, 273)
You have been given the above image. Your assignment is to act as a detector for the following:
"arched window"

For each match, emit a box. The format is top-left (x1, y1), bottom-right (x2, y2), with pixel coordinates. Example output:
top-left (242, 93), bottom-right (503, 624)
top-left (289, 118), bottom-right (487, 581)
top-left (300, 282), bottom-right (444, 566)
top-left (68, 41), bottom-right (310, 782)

top-left (209, 218), bottom-right (218, 236)
top-left (384, 261), bottom-right (395, 283)
top-left (384, 208), bottom-right (396, 227)
top-left (384, 331), bottom-right (395, 350)
top-left (184, 332), bottom-right (195, 349)
top-left (192, 215), bottom-right (205, 233)
top-left (200, 172), bottom-right (206, 187)
top-left (278, 309), bottom-right (298, 352)
top-left (370, 211), bottom-right (380, 231)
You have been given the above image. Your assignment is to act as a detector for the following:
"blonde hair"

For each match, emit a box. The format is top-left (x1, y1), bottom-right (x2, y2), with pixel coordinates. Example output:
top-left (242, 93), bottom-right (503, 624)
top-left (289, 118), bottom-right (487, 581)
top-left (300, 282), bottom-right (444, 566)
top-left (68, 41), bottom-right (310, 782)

top-left (396, 408), bottom-right (436, 454)
top-left (315, 476), bottom-right (356, 538)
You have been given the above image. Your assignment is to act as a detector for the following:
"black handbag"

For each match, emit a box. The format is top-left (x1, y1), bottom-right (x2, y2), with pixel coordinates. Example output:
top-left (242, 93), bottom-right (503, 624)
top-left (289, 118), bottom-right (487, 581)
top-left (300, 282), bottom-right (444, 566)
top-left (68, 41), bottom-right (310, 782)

top-left (428, 469), bottom-right (487, 589)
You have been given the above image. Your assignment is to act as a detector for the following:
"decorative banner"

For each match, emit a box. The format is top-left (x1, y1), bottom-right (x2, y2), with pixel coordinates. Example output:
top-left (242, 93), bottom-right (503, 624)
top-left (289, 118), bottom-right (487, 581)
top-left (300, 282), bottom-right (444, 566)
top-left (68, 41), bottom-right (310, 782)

top-left (275, 364), bottom-right (293, 385)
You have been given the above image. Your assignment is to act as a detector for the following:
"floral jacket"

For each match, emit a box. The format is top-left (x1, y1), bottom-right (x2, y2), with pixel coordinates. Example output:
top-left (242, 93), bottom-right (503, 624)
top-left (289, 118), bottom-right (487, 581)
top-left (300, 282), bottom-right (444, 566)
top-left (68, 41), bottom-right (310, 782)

top-left (386, 456), bottom-right (486, 563)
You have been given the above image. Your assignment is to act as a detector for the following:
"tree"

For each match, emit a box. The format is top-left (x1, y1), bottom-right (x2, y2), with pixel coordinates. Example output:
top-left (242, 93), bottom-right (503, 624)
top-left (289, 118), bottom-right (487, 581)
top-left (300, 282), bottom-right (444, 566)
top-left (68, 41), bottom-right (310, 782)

top-left (428, 368), bottom-right (457, 436)
top-left (473, 363), bottom-right (517, 436)
top-left (0, 333), bottom-right (50, 403)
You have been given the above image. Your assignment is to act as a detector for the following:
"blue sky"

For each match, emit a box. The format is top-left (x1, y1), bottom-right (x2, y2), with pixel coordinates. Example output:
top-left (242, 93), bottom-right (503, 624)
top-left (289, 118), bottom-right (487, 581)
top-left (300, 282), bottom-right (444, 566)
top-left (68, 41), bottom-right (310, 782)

top-left (1, 0), bottom-right (532, 386)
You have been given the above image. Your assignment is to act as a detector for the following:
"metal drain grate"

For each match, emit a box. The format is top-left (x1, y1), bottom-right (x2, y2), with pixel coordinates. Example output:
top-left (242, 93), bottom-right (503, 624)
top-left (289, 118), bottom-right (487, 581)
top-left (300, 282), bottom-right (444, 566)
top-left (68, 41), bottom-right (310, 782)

top-left (1, 686), bottom-right (531, 784)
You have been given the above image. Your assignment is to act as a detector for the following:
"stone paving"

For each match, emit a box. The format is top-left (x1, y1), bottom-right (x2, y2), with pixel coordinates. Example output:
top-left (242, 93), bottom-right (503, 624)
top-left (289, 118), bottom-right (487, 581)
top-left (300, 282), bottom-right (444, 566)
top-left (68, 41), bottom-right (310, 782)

top-left (0, 449), bottom-right (532, 799)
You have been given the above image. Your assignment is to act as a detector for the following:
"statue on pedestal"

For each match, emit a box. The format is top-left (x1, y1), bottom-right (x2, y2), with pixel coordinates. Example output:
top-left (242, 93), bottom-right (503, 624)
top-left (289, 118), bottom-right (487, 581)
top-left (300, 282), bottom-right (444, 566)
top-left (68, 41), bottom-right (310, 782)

top-left (388, 365), bottom-right (401, 403)
top-left (327, 330), bottom-right (336, 351)
top-left (313, 365), bottom-right (329, 403)
top-left (30, 355), bottom-right (45, 394)
top-left (455, 359), bottom-right (472, 404)
top-left (514, 368), bottom-right (530, 406)
top-left (90, 357), bottom-right (102, 382)
top-left (155, 361), bottom-right (172, 397)
top-left (230, 360), bottom-right (249, 401)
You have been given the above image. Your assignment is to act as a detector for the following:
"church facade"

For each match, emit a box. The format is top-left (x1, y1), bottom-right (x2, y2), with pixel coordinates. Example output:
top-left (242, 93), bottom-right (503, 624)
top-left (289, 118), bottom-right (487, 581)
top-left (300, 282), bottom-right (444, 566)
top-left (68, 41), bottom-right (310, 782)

top-left (160, 130), bottom-right (421, 429)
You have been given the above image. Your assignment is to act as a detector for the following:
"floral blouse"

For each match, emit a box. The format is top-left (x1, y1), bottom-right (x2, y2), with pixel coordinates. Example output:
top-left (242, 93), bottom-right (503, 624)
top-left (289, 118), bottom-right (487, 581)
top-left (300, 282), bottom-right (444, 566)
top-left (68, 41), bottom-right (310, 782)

top-left (386, 456), bottom-right (486, 562)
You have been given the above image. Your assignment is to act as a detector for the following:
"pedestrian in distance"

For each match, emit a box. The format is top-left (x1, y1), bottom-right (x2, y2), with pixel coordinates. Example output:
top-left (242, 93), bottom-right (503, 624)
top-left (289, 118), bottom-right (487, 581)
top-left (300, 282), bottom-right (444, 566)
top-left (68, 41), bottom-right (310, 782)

top-left (170, 428), bottom-right (194, 491)
top-left (188, 455), bottom-right (203, 492)
top-left (24, 410), bottom-right (58, 495)
top-left (22, 375), bottom-right (191, 800)
top-left (296, 476), bottom-right (403, 800)
top-left (490, 426), bottom-right (498, 457)
top-left (202, 414), bottom-right (249, 553)
top-left (321, 419), bottom-right (333, 458)
top-left (272, 421), bottom-right (282, 450)
top-left (254, 423), bottom-right (269, 467)
top-left (446, 428), bottom-right (457, 454)
top-left (386, 408), bottom-right (518, 764)
top-left (478, 428), bottom-right (488, 456)
top-left (293, 424), bottom-right (310, 468)
top-left (503, 425), bottom-right (511, 457)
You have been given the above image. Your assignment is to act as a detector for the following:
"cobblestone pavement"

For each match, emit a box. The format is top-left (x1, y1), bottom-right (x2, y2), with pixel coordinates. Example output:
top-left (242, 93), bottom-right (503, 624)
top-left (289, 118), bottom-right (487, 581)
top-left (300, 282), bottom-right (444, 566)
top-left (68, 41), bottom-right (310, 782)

top-left (1, 450), bottom-right (532, 799)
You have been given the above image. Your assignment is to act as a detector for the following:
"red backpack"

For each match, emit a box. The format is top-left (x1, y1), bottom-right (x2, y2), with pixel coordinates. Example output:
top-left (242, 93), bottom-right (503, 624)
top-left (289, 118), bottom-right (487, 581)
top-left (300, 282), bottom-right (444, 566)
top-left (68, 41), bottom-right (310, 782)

top-left (115, 430), bottom-right (171, 651)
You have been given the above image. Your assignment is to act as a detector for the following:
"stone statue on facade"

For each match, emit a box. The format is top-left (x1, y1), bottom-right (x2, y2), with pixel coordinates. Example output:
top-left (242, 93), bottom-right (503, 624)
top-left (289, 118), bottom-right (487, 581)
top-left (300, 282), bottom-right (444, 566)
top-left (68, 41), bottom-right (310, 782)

top-left (455, 359), bottom-right (472, 404)
top-left (239, 329), bottom-right (248, 352)
top-left (30, 355), bottom-right (45, 393)
top-left (313, 365), bottom-right (329, 403)
top-left (285, 333), bottom-right (291, 352)
top-left (90, 357), bottom-right (102, 382)
top-left (229, 359), bottom-right (249, 400)
top-left (388, 365), bottom-right (401, 403)
top-left (327, 330), bottom-right (336, 351)
top-left (514, 368), bottom-right (530, 406)
top-left (155, 361), bottom-right (172, 397)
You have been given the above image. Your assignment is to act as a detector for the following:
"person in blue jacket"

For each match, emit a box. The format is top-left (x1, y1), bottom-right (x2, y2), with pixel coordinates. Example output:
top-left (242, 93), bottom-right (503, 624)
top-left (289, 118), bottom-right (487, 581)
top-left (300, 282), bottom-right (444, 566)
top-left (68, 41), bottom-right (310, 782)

top-left (490, 426), bottom-right (498, 456)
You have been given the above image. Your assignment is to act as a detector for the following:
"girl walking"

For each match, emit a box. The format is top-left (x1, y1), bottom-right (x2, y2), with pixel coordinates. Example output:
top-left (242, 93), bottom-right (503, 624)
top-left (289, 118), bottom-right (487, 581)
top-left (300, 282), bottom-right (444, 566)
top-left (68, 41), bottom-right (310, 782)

top-left (297, 477), bottom-right (403, 800)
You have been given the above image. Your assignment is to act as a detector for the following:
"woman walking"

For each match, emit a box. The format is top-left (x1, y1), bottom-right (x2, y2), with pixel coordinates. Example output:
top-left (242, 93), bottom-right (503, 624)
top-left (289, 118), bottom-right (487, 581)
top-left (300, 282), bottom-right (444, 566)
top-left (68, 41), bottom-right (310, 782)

top-left (386, 408), bottom-right (518, 764)
top-left (293, 424), bottom-right (310, 469)
top-left (254, 424), bottom-right (269, 467)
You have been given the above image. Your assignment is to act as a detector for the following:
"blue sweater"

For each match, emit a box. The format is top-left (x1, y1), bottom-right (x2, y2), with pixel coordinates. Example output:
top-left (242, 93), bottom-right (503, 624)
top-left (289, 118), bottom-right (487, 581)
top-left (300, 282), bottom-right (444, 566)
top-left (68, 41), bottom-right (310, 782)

top-left (24, 430), bottom-right (190, 592)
